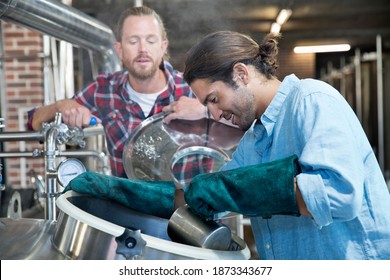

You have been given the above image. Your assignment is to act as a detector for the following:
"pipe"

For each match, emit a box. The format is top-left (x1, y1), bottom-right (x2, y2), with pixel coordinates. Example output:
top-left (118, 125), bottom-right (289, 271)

top-left (0, 151), bottom-right (41, 158)
top-left (58, 150), bottom-right (110, 175)
top-left (0, 149), bottom-right (109, 171)
top-left (0, 125), bottom-right (103, 142)
top-left (0, 131), bottom-right (44, 142)
top-left (44, 119), bottom-right (60, 220)
top-left (376, 35), bottom-right (384, 172)
top-left (0, 0), bottom-right (120, 73)
top-left (354, 48), bottom-right (362, 123)
top-left (82, 124), bottom-right (105, 137)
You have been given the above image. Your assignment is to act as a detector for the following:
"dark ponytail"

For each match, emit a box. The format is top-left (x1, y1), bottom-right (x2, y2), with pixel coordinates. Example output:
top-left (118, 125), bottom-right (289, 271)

top-left (184, 31), bottom-right (280, 86)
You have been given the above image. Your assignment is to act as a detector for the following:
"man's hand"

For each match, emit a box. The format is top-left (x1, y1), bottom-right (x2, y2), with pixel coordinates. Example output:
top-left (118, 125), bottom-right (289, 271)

top-left (31, 99), bottom-right (101, 130)
top-left (162, 96), bottom-right (206, 123)
top-left (57, 100), bottom-right (99, 128)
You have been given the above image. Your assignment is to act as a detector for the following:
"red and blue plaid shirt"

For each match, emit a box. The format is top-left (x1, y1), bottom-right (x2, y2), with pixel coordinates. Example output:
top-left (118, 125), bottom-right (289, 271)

top-left (27, 61), bottom-right (195, 178)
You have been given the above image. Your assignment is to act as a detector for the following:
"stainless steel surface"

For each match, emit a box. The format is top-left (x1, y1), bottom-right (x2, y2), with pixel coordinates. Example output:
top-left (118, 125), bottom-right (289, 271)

top-left (44, 113), bottom-right (62, 220)
top-left (168, 205), bottom-right (232, 250)
top-left (53, 193), bottom-right (165, 260)
top-left (5, 190), bottom-right (22, 219)
top-left (0, 0), bottom-right (120, 73)
top-left (53, 210), bottom-right (121, 260)
top-left (123, 112), bottom-right (244, 187)
top-left (52, 191), bottom-right (250, 259)
top-left (0, 218), bottom-right (66, 260)
top-left (0, 191), bottom-right (250, 259)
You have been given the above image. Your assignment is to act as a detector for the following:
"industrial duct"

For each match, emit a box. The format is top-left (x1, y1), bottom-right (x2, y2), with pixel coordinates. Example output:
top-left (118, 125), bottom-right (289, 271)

top-left (0, 0), bottom-right (121, 73)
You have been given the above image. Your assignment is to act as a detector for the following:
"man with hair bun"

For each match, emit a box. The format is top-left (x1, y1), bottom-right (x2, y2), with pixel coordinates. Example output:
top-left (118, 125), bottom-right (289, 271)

top-left (183, 31), bottom-right (390, 260)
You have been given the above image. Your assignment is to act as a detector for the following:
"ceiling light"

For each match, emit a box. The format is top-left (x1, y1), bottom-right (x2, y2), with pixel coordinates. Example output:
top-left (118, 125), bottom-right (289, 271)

top-left (276, 9), bottom-right (292, 25)
top-left (270, 23), bottom-right (281, 33)
top-left (293, 44), bottom-right (351, 53)
top-left (270, 9), bottom-right (292, 33)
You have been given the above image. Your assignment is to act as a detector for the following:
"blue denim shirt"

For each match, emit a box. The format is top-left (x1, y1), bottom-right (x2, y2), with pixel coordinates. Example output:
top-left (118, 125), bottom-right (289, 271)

top-left (222, 74), bottom-right (390, 259)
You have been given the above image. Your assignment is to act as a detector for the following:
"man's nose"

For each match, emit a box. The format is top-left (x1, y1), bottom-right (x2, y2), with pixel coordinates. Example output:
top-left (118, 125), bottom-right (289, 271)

top-left (208, 105), bottom-right (222, 120)
top-left (139, 40), bottom-right (147, 52)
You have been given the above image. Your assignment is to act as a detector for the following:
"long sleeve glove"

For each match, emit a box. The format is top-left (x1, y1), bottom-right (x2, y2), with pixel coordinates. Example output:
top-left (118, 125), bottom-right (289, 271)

top-left (64, 171), bottom-right (176, 219)
top-left (184, 155), bottom-right (301, 219)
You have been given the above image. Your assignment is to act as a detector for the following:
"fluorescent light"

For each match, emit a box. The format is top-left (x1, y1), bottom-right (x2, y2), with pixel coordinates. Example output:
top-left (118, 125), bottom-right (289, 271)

top-left (294, 44), bottom-right (351, 53)
top-left (276, 9), bottom-right (292, 25)
top-left (270, 23), bottom-right (281, 33)
top-left (270, 9), bottom-right (292, 33)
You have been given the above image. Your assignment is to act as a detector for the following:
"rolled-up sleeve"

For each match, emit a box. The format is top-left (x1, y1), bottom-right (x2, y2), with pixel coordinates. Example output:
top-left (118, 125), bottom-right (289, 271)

top-left (294, 90), bottom-right (365, 227)
top-left (26, 107), bottom-right (37, 130)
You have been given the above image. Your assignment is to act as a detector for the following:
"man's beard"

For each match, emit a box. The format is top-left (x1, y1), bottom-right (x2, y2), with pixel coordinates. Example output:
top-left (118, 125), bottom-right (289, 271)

top-left (234, 87), bottom-right (256, 131)
top-left (124, 58), bottom-right (160, 80)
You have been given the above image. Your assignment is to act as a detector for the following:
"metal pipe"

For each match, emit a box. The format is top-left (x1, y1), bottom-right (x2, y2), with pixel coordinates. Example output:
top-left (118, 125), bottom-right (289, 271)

top-left (0, 131), bottom-right (44, 142)
top-left (0, 149), bottom-right (107, 159)
top-left (44, 122), bottom-right (60, 220)
top-left (0, 24), bottom-right (6, 126)
top-left (376, 35), bottom-right (384, 172)
top-left (59, 150), bottom-right (110, 174)
top-left (0, 151), bottom-right (41, 158)
top-left (354, 48), bottom-right (362, 123)
top-left (0, 150), bottom-right (110, 175)
top-left (0, 0), bottom-right (120, 73)
top-left (0, 125), bottom-right (103, 142)
top-left (82, 125), bottom-right (105, 137)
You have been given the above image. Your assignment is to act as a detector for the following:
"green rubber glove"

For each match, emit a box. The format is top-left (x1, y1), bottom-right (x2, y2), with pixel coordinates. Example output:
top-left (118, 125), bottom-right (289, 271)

top-left (184, 155), bottom-right (301, 219)
top-left (64, 171), bottom-right (176, 219)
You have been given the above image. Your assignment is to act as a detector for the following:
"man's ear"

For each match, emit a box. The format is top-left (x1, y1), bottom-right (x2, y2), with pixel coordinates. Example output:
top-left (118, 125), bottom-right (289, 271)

top-left (162, 39), bottom-right (169, 58)
top-left (232, 63), bottom-right (249, 84)
top-left (114, 41), bottom-right (123, 59)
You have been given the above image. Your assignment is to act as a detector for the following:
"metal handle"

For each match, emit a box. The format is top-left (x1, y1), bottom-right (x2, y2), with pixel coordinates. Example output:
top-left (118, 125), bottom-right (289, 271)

top-left (115, 228), bottom-right (146, 260)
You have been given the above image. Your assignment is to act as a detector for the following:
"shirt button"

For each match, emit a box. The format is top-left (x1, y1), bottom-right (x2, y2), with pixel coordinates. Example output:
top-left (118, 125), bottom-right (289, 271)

top-left (266, 243), bottom-right (271, 249)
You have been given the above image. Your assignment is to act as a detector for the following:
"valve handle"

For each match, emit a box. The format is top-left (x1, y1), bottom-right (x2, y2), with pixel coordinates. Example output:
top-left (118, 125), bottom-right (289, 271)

top-left (89, 116), bottom-right (97, 126)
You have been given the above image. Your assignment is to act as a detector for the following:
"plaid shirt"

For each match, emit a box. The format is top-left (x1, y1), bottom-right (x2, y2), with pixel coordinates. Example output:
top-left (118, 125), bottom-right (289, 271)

top-left (27, 61), bottom-right (195, 178)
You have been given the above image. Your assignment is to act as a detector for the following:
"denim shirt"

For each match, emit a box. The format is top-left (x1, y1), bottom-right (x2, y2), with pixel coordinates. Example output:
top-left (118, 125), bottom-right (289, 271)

top-left (222, 74), bottom-right (390, 259)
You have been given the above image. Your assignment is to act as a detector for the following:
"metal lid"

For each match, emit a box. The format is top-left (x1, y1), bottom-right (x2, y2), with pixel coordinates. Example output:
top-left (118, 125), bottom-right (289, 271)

top-left (122, 112), bottom-right (244, 188)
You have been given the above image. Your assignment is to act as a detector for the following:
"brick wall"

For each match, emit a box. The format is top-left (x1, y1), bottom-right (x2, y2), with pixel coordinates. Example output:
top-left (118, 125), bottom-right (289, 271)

top-left (2, 22), bottom-right (45, 188)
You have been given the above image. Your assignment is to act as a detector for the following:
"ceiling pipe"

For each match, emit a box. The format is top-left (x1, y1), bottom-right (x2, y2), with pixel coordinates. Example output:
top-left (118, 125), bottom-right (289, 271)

top-left (0, 0), bottom-right (120, 73)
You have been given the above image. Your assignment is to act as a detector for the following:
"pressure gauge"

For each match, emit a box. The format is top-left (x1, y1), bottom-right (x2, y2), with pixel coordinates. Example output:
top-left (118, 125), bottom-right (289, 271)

top-left (57, 158), bottom-right (86, 187)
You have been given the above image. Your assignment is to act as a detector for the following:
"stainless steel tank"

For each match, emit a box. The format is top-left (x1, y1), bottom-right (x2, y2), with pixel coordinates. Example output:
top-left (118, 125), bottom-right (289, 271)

top-left (0, 114), bottom-right (247, 260)
top-left (0, 191), bottom-right (250, 260)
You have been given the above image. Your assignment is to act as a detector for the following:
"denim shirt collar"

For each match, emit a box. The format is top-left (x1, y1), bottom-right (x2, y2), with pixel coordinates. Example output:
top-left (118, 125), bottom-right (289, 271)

top-left (258, 74), bottom-right (299, 137)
